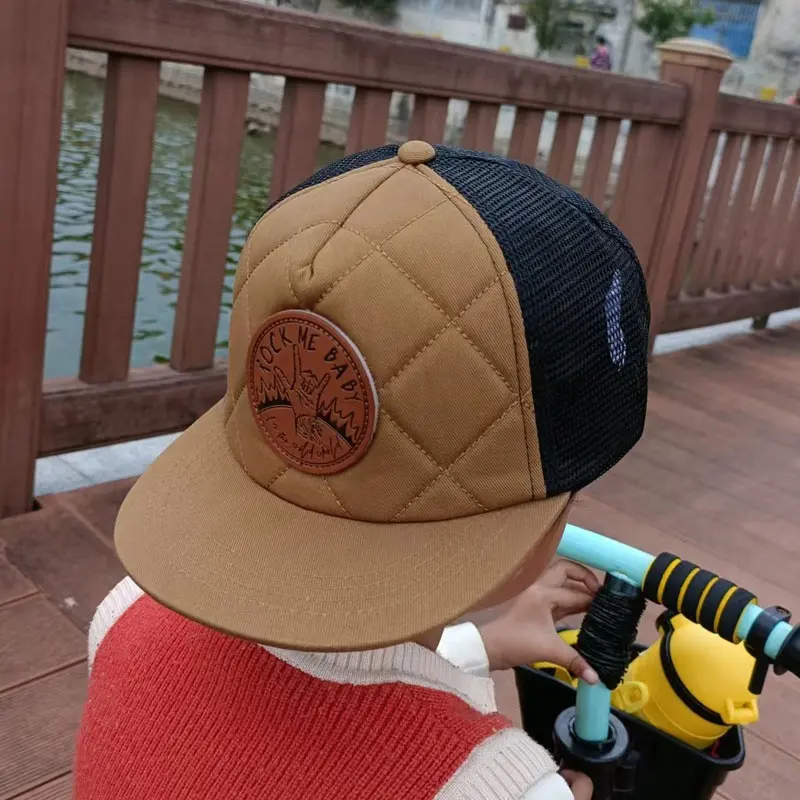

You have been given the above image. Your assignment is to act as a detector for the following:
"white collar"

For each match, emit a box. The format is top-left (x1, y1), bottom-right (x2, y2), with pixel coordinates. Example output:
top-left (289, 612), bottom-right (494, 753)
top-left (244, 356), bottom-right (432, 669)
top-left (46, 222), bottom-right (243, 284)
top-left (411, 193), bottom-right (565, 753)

top-left (264, 641), bottom-right (497, 714)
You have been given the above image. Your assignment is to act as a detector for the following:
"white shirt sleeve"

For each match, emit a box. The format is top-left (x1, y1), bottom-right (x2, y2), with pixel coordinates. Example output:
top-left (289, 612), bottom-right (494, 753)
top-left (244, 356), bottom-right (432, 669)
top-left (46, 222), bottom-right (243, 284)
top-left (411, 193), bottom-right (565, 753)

top-left (436, 621), bottom-right (490, 677)
top-left (436, 624), bottom-right (574, 799)
top-left (522, 773), bottom-right (575, 799)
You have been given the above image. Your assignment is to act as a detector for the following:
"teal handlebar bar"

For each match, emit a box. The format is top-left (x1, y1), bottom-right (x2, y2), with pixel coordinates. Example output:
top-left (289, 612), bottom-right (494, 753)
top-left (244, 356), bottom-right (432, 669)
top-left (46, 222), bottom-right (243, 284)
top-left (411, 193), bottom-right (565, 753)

top-left (557, 524), bottom-right (799, 742)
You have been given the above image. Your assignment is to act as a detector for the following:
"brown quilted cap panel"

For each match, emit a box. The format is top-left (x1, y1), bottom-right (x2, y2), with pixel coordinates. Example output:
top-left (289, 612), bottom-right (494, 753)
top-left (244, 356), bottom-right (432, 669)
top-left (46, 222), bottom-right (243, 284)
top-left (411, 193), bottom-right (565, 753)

top-left (223, 155), bottom-right (545, 523)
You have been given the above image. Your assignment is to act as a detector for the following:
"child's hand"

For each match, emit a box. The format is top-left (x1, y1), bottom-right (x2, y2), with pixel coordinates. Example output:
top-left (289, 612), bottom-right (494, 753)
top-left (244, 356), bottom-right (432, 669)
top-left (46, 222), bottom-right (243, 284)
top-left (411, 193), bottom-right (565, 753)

top-left (475, 560), bottom-right (601, 680)
top-left (560, 769), bottom-right (593, 800)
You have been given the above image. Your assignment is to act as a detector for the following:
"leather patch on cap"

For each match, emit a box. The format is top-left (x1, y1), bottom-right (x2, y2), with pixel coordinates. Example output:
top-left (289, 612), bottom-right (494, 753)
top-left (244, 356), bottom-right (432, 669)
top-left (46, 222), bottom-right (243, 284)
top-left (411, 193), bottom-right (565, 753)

top-left (246, 310), bottom-right (379, 475)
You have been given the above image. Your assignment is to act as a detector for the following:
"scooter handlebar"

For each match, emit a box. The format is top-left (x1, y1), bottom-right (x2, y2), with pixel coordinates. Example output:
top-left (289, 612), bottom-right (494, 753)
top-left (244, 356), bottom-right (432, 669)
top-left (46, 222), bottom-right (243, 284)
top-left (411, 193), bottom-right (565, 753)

top-left (776, 626), bottom-right (800, 678)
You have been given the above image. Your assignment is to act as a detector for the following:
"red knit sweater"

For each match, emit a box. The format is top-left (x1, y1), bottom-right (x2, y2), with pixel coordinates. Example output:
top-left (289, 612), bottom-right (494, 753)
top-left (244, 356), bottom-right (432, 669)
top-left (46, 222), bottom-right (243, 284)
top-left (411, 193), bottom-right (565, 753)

top-left (73, 593), bottom-right (513, 799)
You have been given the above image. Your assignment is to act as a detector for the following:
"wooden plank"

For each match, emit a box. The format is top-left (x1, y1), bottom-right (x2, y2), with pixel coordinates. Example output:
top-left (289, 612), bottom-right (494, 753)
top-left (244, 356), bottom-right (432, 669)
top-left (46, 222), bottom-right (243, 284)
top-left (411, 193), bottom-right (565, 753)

top-left (714, 92), bottom-right (800, 138)
top-left (345, 87), bottom-right (391, 155)
top-left (0, 554), bottom-right (36, 607)
top-left (40, 478), bottom-right (137, 543)
top-left (580, 117), bottom-right (620, 210)
top-left (14, 775), bottom-right (72, 800)
top-left (80, 54), bottom-right (160, 384)
top-left (734, 137), bottom-right (789, 289)
top-left (267, 78), bottom-right (326, 204)
top-left (721, 732), bottom-right (798, 800)
top-left (0, 666), bottom-right (86, 800)
top-left (409, 95), bottom-right (449, 143)
top-left (507, 107), bottom-right (544, 165)
top-left (645, 391), bottom-right (800, 496)
top-left (685, 133), bottom-right (746, 295)
top-left (669, 132), bottom-right (718, 298)
top-left (713, 135), bottom-right (768, 292)
top-left (646, 367), bottom-right (800, 488)
top-left (739, 139), bottom-right (789, 287)
top-left (0, 505), bottom-right (125, 632)
top-left (635, 426), bottom-right (800, 526)
top-left (66, 0), bottom-right (687, 122)
top-left (39, 365), bottom-right (226, 456)
top-left (609, 123), bottom-right (678, 274)
top-left (0, 0), bottom-right (69, 517)
top-left (643, 410), bottom-right (800, 503)
top-left (760, 141), bottom-right (800, 284)
top-left (170, 68), bottom-right (249, 372)
top-left (546, 112), bottom-right (584, 186)
top-left (460, 101), bottom-right (500, 152)
top-left (784, 208), bottom-right (800, 282)
top-left (653, 350), bottom-right (800, 447)
top-left (0, 596), bottom-right (85, 692)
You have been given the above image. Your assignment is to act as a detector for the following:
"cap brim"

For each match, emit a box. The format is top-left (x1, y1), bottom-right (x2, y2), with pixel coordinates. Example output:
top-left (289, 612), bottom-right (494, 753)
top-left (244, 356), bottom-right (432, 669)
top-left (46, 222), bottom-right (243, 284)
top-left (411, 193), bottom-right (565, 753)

top-left (115, 402), bottom-right (571, 651)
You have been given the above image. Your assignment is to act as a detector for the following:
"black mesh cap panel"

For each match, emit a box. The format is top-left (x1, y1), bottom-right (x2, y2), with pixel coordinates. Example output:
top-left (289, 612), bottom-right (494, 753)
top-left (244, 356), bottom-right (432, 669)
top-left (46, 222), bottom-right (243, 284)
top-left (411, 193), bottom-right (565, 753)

top-left (428, 146), bottom-right (649, 496)
top-left (270, 144), bottom-right (400, 208)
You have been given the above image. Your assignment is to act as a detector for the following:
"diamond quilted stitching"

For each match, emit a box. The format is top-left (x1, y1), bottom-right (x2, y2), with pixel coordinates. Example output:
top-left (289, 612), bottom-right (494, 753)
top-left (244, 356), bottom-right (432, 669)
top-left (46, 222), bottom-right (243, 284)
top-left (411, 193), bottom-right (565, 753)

top-left (232, 162), bottom-right (401, 299)
top-left (326, 410), bottom-right (441, 521)
top-left (345, 166), bottom-right (446, 243)
top-left (380, 199), bottom-right (498, 318)
top-left (219, 155), bottom-right (538, 523)
top-left (455, 280), bottom-right (521, 392)
top-left (293, 227), bottom-right (376, 308)
top-left (226, 236), bottom-right (317, 408)
top-left (224, 393), bottom-right (287, 487)
top-left (270, 470), bottom-right (350, 517)
top-left (449, 403), bottom-right (532, 508)
top-left (380, 325), bottom-right (513, 466)
top-left (244, 224), bottom-right (338, 324)
top-left (315, 251), bottom-right (448, 386)
top-left (393, 473), bottom-right (484, 522)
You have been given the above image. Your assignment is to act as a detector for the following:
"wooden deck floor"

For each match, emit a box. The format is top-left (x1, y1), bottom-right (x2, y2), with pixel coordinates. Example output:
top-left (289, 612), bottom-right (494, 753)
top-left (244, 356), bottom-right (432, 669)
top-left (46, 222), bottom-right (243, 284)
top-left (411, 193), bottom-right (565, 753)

top-left (2, 324), bottom-right (800, 798)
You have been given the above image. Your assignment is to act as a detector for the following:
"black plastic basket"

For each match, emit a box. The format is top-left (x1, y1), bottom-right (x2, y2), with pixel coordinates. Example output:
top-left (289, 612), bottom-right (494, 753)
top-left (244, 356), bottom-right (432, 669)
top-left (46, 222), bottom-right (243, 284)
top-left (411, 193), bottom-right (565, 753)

top-left (514, 644), bottom-right (745, 800)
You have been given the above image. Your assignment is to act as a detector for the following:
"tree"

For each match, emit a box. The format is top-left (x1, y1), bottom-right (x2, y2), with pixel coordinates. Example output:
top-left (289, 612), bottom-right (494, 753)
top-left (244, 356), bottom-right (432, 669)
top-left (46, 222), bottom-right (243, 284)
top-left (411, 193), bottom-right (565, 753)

top-left (336, 0), bottom-right (398, 24)
top-left (636, 0), bottom-right (715, 45)
top-left (525, 0), bottom-right (568, 54)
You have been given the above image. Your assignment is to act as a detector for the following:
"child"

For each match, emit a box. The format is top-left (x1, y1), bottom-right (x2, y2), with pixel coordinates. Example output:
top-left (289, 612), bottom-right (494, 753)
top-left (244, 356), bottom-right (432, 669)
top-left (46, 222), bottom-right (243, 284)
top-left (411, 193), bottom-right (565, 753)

top-left (74, 140), bottom-right (649, 799)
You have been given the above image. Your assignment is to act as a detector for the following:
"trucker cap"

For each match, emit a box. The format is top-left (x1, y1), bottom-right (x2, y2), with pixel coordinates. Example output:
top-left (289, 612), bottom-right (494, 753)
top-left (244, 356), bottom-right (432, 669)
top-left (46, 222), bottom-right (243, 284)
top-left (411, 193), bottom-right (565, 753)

top-left (116, 141), bottom-right (650, 650)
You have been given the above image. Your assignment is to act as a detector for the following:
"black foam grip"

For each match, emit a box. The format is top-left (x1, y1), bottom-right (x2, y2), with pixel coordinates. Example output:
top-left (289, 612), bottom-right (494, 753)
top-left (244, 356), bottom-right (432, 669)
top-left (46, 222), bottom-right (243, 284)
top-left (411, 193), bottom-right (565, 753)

top-left (776, 626), bottom-right (800, 679)
top-left (679, 569), bottom-right (718, 623)
top-left (699, 578), bottom-right (737, 633)
top-left (661, 559), bottom-right (699, 614)
top-left (643, 553), bottom-right (679, 603)
top-left (718, 588), bottom-right (757, 642)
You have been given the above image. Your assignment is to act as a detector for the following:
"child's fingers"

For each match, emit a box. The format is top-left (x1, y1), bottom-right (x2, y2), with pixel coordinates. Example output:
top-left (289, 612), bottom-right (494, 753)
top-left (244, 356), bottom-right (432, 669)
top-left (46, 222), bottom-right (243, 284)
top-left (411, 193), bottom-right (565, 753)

top-left (549, 587), bottom-right (595, 617)
top-left (543, 560), bottom-right (601, 593)
top-left (560, 770), bottom-right (594, 800)
top-left (538, 637), bottom-right (599, 685)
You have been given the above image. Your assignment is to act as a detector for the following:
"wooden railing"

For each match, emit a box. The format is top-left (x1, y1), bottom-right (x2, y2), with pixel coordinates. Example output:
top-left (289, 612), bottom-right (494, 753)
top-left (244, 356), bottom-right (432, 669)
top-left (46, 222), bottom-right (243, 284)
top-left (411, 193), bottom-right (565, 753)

top-left (664, 93), bottom-right (800, 332)
top-left (1, 0), bottom-right (798, 516)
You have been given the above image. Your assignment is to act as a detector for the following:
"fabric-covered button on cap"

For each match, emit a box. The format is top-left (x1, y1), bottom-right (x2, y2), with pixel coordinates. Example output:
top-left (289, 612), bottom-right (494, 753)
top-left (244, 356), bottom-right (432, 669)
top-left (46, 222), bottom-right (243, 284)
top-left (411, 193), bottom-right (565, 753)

top-left (397, 141), bottom-right (436, 165)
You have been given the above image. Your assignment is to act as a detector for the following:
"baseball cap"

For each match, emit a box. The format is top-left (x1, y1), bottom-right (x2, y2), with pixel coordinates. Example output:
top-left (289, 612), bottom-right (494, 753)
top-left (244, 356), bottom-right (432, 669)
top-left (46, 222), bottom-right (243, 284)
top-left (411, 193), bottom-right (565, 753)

top-left (115, 141), bottom-right (649, 651)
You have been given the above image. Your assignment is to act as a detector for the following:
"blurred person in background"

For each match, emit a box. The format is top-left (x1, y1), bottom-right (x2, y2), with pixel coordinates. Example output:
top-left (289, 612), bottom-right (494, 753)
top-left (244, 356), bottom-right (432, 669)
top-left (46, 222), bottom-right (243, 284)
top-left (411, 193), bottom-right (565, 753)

top-left (590, 36), bottom-right (612, 71)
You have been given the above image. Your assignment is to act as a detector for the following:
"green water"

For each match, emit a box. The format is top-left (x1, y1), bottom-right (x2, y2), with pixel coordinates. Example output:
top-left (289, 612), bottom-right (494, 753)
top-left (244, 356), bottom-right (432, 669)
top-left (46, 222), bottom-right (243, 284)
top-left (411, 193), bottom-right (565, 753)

top-left (48, 71), bottom-right (342, 379)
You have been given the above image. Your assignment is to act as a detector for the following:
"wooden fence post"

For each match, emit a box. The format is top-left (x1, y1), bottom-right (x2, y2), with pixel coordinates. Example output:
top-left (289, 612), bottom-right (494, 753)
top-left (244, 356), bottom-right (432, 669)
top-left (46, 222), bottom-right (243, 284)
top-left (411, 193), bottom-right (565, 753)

top-left (0, 0), bottom-right (69, 517)
top-left (646, 38), bottom-right (732, 348)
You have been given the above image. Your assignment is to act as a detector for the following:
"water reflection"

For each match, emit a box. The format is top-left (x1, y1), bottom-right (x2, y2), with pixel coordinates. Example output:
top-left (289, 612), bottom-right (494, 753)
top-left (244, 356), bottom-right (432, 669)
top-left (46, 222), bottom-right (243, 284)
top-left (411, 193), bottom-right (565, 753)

top-left (48, 70), bottom-right (343, 378)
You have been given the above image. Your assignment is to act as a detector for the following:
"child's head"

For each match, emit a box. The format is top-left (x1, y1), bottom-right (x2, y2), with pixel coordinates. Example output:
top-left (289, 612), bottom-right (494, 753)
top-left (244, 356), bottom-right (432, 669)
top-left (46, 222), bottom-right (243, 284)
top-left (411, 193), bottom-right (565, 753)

top-left (115, 142), bottom-right (649, 652)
